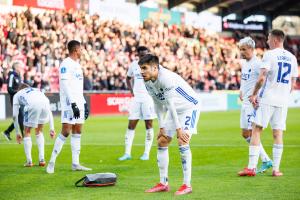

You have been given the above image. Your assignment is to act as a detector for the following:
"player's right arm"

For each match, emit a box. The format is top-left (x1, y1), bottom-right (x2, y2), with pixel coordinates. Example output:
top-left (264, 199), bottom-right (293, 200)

top-left (47, 101), bottom-right (56, 138)
top-left (60, 64), bottom-right (80, 118)
top-left (7, 72), bottom-right (16, 95)
top-left (153, 98), bottom-right (166, 129)
top-left (250, 51), bottom-right (271, 108)
top-left (12, 94), bottom-right (22, 143)
top-left (239, 90), bottom-right (243, 101)
top-left (126, 63), bottom-right (134, 96)
top-left (239, 61), bottom-right (244, 101)
top-left (60, 64), bottom-right (75, 105)
top-left (126, 76), bottom-right (134, 96)
top-left (153, 99), bottom-right (168, 140)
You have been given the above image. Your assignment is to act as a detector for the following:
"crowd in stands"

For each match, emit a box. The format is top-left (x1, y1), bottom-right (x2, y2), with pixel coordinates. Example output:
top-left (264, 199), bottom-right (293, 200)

top-left (0, 9), bottom-right (299, 92)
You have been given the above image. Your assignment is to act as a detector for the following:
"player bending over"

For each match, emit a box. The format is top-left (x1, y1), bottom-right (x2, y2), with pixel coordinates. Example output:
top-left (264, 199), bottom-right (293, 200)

top-left (139, 54), bottom-right (201, 195)
top-left (13, 83), bottom-right (55, 167)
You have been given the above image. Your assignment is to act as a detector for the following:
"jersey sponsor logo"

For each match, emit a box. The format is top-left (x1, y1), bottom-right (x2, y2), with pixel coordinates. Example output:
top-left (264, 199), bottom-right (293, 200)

top-left (154, 92), bottom-right (165, 101)
top-left (241, 69), bottom-right (251, 80)
top-left (75, 73), bottom-right (83, 79)
top-left (175, 87), bottom-right (198, 105)
top-left (61, 67), bottom-right (66, 74)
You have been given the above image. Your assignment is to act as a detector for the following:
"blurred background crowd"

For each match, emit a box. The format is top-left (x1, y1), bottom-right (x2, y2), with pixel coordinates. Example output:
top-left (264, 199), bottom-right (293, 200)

top-left (0, 9), bottom-right (299, 92)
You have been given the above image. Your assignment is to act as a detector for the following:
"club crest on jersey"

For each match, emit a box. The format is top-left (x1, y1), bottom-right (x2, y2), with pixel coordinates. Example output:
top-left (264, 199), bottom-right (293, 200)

top-left (61, 67), bottom-right (66, 74)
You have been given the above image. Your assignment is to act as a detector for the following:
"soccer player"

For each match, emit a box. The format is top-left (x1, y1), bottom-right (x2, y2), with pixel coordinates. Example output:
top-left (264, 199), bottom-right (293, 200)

top-left (238, 37), bottom-right (272, 173)
top-left (118, 46), bottom-right (156, 161)
top-left (139, 54), bottom-right (201, 195)
top-left (46, 40), bottom-right (91, 174)
top-left (238, 30), bottom-right (298, 177)
top-left (2, 62), bottom-right (24, 140)
top-left (13, 83), bottom-right (55, 167)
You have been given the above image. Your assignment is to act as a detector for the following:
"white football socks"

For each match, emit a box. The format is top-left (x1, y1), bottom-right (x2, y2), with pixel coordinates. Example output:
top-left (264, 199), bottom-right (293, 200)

top-left (144, 128), bottom-right (154, 156)
top-left (157, 147), bottom-right (169, 185)
top-left (245, 136), bottom-right (271, 162)
top-left (273, 144), bottom-right (283, 171)
top-left (259, 143), bottom-right (271, 162)
top-left (248, 145), bottom-right (260, 169)
top-left (36, 133), bottom-right (45, 161)
top-left (179, 145), bottom-right (192, 186)
top-left (49, 134), bottom-right (66, 163)
top-left (71, 134), bottom-right (81, 165)
top-left (125, 129), bottom-right (135, 155)
top-left (23, 136), bottom-right (32, 163)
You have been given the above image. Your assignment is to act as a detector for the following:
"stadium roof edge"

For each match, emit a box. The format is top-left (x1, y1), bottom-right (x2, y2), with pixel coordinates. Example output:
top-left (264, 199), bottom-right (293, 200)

top-left (136, 0), bottom-right (300, 19)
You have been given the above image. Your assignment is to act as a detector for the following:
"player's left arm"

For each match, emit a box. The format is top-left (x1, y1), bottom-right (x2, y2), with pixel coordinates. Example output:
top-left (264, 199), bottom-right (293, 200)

top-left (165, 99), bottom-right (190, 143)
top-left (161, 76), bottom-right (190, 143)
top-left (290, 58), bottom-right (299, 93)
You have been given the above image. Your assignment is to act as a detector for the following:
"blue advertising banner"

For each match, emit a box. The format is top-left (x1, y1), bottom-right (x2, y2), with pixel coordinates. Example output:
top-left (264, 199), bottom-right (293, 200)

top-left (140, 6), bottom-right (183, 25)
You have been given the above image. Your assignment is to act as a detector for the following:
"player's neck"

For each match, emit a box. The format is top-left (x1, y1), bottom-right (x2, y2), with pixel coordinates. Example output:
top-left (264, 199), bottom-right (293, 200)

top-left (69, 54), bottom-right (79, 61)
top-left (246, 55), bottom-right (254, 62)
top-left (150, 77), bottom-right (157, 82)
top-left (150, 72), bottom-right (159, 82)
top-left (271, 44), bottom-right (284, 50)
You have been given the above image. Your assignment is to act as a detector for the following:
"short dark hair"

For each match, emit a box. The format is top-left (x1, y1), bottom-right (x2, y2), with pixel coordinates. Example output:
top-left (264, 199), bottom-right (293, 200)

top-left (270, 29), bottom-right (285, 41)
top-left (18, 83), bottom-right (30, 91)
top-left (138, 54), bottom-right (159, 66)
top-left (67, 40), bottom-right (81, 53)
top-left (137, 46), bottom-right (149, 54)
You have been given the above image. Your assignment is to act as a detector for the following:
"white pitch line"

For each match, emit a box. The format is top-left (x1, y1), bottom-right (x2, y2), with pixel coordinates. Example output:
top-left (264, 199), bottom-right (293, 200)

top-left (0, 142), bottom-right (300, 148)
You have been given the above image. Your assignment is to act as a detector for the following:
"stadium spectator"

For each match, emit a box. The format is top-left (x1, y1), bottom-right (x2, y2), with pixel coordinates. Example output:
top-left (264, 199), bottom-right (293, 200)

top-left (0, 9), bottom-right (299, 92)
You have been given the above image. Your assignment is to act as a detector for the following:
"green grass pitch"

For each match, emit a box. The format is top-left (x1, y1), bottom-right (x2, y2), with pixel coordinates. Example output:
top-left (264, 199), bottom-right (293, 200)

top-left (0, 109), bottom-right (299, 200)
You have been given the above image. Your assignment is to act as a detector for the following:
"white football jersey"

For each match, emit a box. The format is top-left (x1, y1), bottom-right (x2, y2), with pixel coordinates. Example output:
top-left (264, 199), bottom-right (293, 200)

top-left (127, 60), bottom-right (152, 102)
top-left (145, 67), bottom-right (200, 114)
top-left (59, 57), bottom-right (86, 110)
top-left (259, 48), bottom-right (298, 107)
top-left (13, 87), bottom-right (50, 107)
top-left (240, 56), bottom-right (261, 105)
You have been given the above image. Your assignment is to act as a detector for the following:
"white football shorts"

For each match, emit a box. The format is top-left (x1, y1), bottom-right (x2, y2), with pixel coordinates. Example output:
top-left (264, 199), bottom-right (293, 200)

top-left (128, 98), bottom-right (156, 120)
top-left (251, 103), bottom-right (288, 130)
top-left (23, 102), bottom-right (50, 128)
top-left (165, 106), bottom-right (201, 138)
top-left (61, 108), bottom-right (85, 124)
top-left (240, 104), bottom-right (255, 130)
